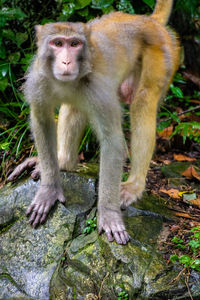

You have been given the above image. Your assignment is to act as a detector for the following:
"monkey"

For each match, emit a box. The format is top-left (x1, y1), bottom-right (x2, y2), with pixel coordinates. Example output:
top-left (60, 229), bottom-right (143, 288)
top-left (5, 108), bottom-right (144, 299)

top-left (8, 0), bottom-right (179, 244)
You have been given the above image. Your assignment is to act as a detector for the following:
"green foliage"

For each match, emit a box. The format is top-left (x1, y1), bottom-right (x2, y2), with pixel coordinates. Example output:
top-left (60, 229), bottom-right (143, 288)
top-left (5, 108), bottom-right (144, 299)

top-left (157, 71), bottom-right (200, 144)
top-left (82, 216), bottom-right (97, 234)
top-left (117, 290), bottom-right (129, 300)
top-left (171, 122), bottom-right (200, 143)
top-left (170, 226), bottom-right (200, 272)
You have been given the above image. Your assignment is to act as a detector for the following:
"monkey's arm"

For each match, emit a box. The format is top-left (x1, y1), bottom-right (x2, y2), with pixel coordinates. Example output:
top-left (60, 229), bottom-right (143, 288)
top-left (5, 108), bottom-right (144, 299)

top-left (26, 103), bottom-right (65, 227)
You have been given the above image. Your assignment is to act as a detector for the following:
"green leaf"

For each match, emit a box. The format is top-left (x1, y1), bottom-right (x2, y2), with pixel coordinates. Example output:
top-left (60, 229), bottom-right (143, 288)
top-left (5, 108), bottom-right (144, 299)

top-left (91, 0), bottom-right (114, 9)
top-left (16, 32), bottom-right (28, 47)
top-left (191, 226), bottom-right (200, 232)
top-left (61, 3), bottom-right (76, 19)
top-left (75, 0), bottom-right (91, 9)
top-left (142, 0), bottom-right (155, 9)
top-left (116, 0), bottom-right (135, 14)
top-left (0, 8), bottom-right (27, 20)
top-left (170, 254), bottom-right (179, 263)
top-left (2, 29), bottom-right (16, 41)
top-left (172, 236), bottom-right (183, 244)
top-left (170, 85), bottom-right (184, 98)
top-left (157, 120), bottom-right (171, 132)
top-left (188, 240), bottom-right (200, 249)
top-left (77, 7), bottom-right (89, 17)
top-left (0, 45), bottom-right (6, 59)
top-left (8, 52), bottom-right (21, 64)
top-left (0, 64), bottom-right (8, 77)
top-left (0, 77), bottom-right (8, 91)
top-left (179, 255), bottom-right (191, 264)
top-left (0, 142), bottom-right (10, 150)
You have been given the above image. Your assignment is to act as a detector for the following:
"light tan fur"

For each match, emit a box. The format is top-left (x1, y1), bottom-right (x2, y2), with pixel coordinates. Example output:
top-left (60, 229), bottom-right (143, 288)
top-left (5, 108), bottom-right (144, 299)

top-left (9, 0), bottom-right (179, 244)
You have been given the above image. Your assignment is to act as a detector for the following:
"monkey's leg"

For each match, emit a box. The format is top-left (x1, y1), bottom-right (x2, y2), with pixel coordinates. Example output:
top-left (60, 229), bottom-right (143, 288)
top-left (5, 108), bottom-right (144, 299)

top-left (57, 104), bottom-right (87, 171)
top-left (26, 103), bottom-right (65, 227)
top-left (121, 46), bottom-right (172, 207)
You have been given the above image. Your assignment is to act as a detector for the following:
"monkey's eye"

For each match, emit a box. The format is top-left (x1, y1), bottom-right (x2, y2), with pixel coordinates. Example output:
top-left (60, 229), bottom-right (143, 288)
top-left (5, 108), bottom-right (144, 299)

top-left (54, 40), bottom-right (63, 47)
top-left (70, 40), bottom-right (81, 47)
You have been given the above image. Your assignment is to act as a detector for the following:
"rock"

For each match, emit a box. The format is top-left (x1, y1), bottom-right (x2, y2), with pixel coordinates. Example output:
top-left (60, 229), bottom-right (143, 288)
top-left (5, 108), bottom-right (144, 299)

top-left (0, 171), bottom-right (96, 300)
top-left (0, 166), bottom-right (200, 300)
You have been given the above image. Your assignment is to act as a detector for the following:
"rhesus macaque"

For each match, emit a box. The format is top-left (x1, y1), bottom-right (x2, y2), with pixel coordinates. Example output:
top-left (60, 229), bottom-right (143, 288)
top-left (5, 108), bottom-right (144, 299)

top-left (8, 0), bottom-right (179, 244)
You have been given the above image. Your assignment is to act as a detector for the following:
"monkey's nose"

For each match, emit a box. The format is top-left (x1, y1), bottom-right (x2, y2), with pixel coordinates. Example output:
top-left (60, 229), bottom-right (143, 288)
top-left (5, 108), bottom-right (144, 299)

top-left (62, 61), bottom-right (71, 65)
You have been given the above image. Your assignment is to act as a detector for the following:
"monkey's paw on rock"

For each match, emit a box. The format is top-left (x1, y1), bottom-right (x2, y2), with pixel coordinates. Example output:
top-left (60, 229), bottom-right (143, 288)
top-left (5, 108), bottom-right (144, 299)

top-left (26, 185), bottom-right (65, 227)
top-left (98, 209), bottom-right (130, 244)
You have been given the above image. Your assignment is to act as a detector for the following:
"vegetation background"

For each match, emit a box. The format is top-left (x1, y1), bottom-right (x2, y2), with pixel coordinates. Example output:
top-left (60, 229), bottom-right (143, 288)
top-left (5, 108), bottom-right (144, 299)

top-left (0, 0), bottom-right (200, 183)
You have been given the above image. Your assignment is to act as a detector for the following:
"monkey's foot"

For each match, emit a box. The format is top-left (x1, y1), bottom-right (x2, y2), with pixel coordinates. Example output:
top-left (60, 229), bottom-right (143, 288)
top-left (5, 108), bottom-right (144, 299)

top-left (120, 180), bottom-right (144, 209)
top-left (7, 157), bottom-right (40, 181)
top-left (98, 208), bottom-right (130, 244)
top-left (26, 185), bottom-right (65, 227)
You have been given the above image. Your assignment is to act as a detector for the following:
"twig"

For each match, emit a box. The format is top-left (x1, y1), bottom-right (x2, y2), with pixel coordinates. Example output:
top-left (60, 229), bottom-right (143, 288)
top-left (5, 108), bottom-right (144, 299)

top-left (184, 270), bottom-right (193, 300)
top-left (98, 272), bottom-right (109, 299)
top-left (161, 105), bottom-right (200, 122)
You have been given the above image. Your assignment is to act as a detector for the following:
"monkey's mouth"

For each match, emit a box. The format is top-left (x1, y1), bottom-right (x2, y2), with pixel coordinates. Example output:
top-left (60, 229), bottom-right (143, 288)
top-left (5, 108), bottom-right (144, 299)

top-left (55, 72), bottom-right (78, 82)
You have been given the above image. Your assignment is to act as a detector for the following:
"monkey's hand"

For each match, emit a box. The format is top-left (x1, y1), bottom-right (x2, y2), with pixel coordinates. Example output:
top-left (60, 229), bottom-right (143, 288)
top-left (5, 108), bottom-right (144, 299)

top-left (26, 185), bottom-right (65, 227)
top-left (98, 208), bottom-right (129, 245)
top-left (7, 157), bottom-right (40, 182)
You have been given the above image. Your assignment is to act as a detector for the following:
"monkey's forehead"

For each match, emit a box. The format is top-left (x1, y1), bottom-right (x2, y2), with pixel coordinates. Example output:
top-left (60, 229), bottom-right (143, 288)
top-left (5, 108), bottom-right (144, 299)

top-left (36, 22), bottom-right (88, 38)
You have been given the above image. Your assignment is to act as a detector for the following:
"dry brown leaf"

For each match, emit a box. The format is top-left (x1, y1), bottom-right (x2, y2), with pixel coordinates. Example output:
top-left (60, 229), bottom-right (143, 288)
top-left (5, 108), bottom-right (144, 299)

top-left (191, 199), bottom-right (200, 209)
top-left (160, 188), bottom-right (180, 198)
top-left (173, 153), bottom-right (196, 162)
top-left (182, 165), bottom-right (200, 181)
top-left (157, 126), bottom-right (173, 139)
top-left (175, 212), bottom-right (197, 219)
top-left (163, 160), bottom-right (171, 165)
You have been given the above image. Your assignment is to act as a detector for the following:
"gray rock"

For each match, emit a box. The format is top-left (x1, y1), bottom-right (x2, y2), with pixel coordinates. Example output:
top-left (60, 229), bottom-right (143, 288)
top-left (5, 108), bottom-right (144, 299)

top-left (0, 171), bottom-right (96, 300)
top-left (0, 166), bottom-right (199, 300)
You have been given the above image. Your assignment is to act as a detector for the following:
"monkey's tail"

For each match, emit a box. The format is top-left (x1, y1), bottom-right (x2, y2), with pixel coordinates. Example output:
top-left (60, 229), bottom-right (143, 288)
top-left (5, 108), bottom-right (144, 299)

top-left (151, 0), bottom-right (173, 25)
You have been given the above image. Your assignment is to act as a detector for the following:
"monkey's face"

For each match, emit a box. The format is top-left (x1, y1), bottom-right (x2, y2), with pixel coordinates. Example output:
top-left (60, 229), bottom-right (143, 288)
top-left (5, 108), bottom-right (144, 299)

top-left (49, 36), bottom-right (85, 82)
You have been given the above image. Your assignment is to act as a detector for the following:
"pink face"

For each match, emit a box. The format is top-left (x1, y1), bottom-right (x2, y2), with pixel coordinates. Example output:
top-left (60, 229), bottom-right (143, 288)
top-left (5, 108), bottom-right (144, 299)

top-left (49, 36), bottom-right (84, 82)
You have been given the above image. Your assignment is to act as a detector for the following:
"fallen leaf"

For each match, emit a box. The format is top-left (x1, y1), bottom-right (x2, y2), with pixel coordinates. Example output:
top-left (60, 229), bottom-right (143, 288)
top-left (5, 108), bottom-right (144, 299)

top-left (157, 126), bottom-right (173, 139)
top-left (170, 224), bottom-right (180, 232)
top-left (182, 165), bottom-right (200, 181)
top-left (163, 160), bottom-right (171, 165)
top-left (179, 191), bottom-right (194, 197)
top-left (191, 199), bottom-right (200, 209)
top-left (175, 212), bottom-right (197, 219)
top-left (160, 188), bottom-right (180, 198)
top-left (183, 193), bottom-right (197, 202)
top-left (173, 154), bottom-right (196, 162)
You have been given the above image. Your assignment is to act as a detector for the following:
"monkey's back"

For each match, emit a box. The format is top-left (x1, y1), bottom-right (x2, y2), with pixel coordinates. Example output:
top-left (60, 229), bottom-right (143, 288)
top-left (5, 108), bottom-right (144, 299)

top-left (88, 11), bottom-right (179, 81)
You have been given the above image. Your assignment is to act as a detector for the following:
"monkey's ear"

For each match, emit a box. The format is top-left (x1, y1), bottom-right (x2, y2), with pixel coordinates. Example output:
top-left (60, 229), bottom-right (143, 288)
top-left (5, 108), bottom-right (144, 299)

top-left (35, 25), bottom-right (43, 45)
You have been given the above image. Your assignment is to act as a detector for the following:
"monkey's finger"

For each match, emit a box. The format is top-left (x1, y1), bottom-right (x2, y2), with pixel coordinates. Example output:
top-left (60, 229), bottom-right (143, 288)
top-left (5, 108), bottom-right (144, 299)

top-left (29, 210), bottom-right (37, 225)
top-left (26, 202), bottom-right (36, 216)
top-left (105, 230), bottom-right (114, 242)
top-left (32, 205), bottom-right (44, 227)
top-left (40, 204), bottom-right (51, 224)
top-left (40, 213), bottom-right (47, 224)
top-left (31, 165), bottom-right (40, 180)
top-left (7, 157), bottom-right (38, 182)
top-left (113, 231), bottom-right (123, 244)
top-left (58, 193), bottom-right (66, 204)
top-left (119, 231), bottom-right (129, 245)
